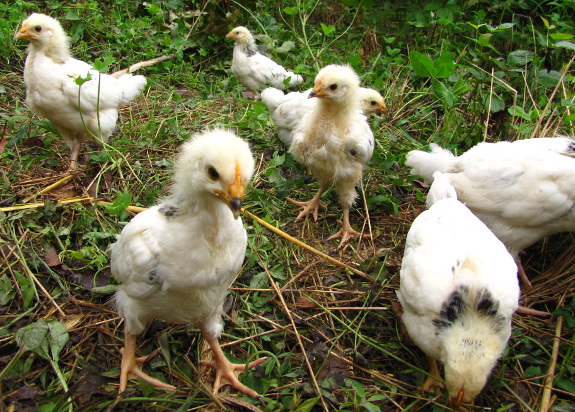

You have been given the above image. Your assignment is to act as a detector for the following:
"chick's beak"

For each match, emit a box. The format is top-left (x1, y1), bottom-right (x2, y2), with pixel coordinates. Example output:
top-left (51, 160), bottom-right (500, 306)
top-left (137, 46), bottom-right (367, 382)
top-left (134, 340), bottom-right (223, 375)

top-left (15, 23), bottom-right (31, 39)
top-left (309, 81), bottom-right (328, 98)
top-left (451, 389), bottom-right (465, 407)
top-left (215, 161), bottom-right (245, 220)
top-left (225, 30), bottom-right (235, 39)
top-left (377, 102), bottom-right (388, 114)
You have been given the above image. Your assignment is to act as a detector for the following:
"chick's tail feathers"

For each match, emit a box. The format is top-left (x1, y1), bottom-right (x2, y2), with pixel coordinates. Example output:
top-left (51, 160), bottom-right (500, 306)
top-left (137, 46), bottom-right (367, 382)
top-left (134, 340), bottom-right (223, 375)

top-left (405, 144), bottom-right (456, 183)
top-left (261, 87), bottom-right (286, 112)
top-left (426, 171), bottom-right (457, 208)
top-left (117, 73), bottom-right (147, 105)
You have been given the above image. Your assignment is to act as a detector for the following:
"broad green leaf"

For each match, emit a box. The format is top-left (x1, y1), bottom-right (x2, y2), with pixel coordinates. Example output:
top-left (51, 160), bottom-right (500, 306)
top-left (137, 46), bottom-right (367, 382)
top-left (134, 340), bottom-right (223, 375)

top-left (14, 319), bottom-right (65, 359)
top-left (432, 78), bottom-right (455, 107)
top-left (524, 366), bottom-right (542, 378)
top-left (283, 6), bottom-right (299, 14)
top-left (537, 70), bottom-right (562, 88)
top-left (46, 321), bottom-right (69, 361)
top-left (345, 378), bottom-right (366, 397)
top-left (293, 397), bottom-right (320, 412)
top-left (92, 56), bottom-right (115, 72)
top-left (65, 11), bottom-right (81, 21)
top-left (508, 105), bottom-right (530, 120)
top-left (74, 72), bottom-right (92, 86)
top-left (320, 23), bottom-right (336, 36)
top-left (433, 52), bottom-right (455, 78)
top-left (478, 33), bottom-right (493, 47)
top-left (482, 94), bottom-right (505, 112)
top-left (556, 377), bottom-right (575, 394)
top-left (0, 274), bottom-right (15, 305)
top-left (555, 40), bottom-right (575, 50)
top-left (409, 51), bottom-right (435, 77)
top-left (105, 192), bottom-right (132, 215)
top-left (507, 50), bottom-right (534, 66)
top-left (14, 272), bottom-right (34, 309)
top-left (494, 22), bottom-right (515, 30)
top-left (361, 401), bottom-right (381, 412)
top-left (550, 32), bottom-right (573, 40)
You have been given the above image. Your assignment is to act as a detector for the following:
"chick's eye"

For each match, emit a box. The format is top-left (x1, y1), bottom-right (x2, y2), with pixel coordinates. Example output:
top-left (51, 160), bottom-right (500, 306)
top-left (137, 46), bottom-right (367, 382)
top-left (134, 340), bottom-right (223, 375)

top-left (329, 84), bottom-right (337, 91)
top-left (207, 166), bottom-right (219, 180)
top-left (371, 101), bottom-right (377, 105)
top-left (34, 26), bottom-right (42, 32)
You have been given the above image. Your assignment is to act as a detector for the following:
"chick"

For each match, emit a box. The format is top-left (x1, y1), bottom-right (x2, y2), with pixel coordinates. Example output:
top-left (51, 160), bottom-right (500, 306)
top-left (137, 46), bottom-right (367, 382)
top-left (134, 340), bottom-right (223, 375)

top-left (110, 129), bottom-right (265, 397)
top-left (15, 13), bottom-right (147, 170)
top-left (398, 172), bottom-right (519, 407)
top-left (226, 26), bottom-right (303, 99)
top-left (288, 64), bottom-right (374, 247)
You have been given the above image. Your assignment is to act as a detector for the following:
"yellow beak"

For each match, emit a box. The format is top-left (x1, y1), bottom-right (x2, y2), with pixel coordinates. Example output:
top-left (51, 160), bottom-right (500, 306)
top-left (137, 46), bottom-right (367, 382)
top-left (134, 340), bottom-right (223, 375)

top-left (15, 23), bottom-right (32, 39)
top-left (377, 102), bottom-right (388, 114)
top-left (214, 161), bottom-right (245, 220)
top-left (451, 389), bottom-right (465, 407)
top-left (309, 87), bottom-right (328, 98)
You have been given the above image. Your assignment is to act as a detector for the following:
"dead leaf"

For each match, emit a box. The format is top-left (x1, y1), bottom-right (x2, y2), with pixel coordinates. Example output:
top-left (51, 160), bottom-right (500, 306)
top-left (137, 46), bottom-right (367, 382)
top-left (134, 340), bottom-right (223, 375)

top-left (15, 385), bottom-right (43, 400)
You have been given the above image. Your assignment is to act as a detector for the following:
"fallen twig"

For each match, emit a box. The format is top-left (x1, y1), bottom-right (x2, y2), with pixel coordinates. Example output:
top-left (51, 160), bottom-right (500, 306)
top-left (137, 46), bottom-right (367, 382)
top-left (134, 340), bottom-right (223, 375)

top-left (111, 54), bottom-right (175, 78)
top-left (242, 209), bottom-right (374, 282)
top-left (22, 174), bottom-right (74, 203)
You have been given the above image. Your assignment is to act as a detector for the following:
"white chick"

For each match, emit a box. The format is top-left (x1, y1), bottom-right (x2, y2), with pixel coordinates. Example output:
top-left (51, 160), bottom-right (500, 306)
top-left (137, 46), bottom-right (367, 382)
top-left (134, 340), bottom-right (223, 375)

top-left (261, 86), bottom-right (387, 147)
top-left (405, 136), bottom-right (575, 286)
top-left (226, 26), bottom-right (303, 99)
top-left (110, 129), bottom-right (265, 397)
top-left (397, 171), bottom-right (519, 408)
top-left (288, 64), bottom-right (374, 247)
top-left (15, 13), bottom-right (147, 170)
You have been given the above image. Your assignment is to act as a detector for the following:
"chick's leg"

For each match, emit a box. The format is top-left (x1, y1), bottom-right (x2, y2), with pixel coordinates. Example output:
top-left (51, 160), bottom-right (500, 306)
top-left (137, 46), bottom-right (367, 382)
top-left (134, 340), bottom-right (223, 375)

top-left (200, 332), bottom-right (266, 398)
top-left (287, 185), bottom-right (327, 221)
top-left (68, 140), bottom-right (81, 171)
top-left (119, 333), bottom-right (176, 393)
top-left (516, 258), bottom-right (532, 287)
top-left (422, 356), bottom-right (443, 393)
top-left (327, 204), bottom-right (367, 248)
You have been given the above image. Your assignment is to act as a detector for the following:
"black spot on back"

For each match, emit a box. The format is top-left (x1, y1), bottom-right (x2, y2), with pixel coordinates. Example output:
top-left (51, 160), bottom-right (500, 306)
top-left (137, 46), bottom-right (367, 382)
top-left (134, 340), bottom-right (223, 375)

top-left (244, 45), bottom-right (257, 57)
top-left (476, 288), bottom-right (506, 332)
top-left (159, 204), bottom-right (178, 218)
top-left (433, 286), bottom-right (469, 332)
top-left (476, 289), bottom-right (499, 317)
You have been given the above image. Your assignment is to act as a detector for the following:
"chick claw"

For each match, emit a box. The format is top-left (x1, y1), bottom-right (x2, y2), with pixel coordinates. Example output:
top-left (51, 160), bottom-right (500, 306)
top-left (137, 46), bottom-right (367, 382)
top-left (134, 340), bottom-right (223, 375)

top-left (119, 342), bottom-right (176, 393)
top-left (200, 356), bottom-right (267, 398)
top-left (286, 197), bottom-right (327, 221)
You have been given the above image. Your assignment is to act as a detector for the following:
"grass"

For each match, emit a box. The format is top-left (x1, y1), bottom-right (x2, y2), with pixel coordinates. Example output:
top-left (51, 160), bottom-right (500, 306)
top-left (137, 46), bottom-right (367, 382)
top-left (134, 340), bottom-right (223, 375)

top-left (1, 0), bottom-right (575, 410)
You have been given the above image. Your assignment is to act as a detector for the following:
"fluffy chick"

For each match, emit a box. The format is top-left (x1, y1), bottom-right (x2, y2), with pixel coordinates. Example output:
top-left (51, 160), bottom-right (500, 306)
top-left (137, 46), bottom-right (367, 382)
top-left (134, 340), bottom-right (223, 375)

top-left (288, 64), bottom-right (374, 247)
top-left (15, 13), bottom-right (147, 170)
top-left (397, 172), bottom-right (519, 408)
top-left (110, 129), bottom-right (265, 397)
top-left (226, 26), bottom-right (303, 99)
top-left (405, 136), bottom-right (575, 286)
top-left (261, 86), bottom-right (387, 147)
